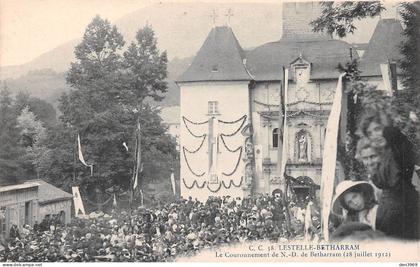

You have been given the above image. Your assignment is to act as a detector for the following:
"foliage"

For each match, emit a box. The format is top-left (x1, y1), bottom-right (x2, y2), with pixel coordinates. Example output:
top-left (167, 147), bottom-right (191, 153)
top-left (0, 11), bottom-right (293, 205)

top-left (0, 88), bottom-right (26, 185)
top-left (58, 17), bottom-right (176, 199)
top-left (16, 107), bottom-right (53, 179)
top-left (399, 2), bottom-right (420, 108)
top-left (311, 1), bottom-right (385, 38)
top-left (14, 92), bottom-right (57, 127)
top-left (121, 25), bottom-right (168, 106)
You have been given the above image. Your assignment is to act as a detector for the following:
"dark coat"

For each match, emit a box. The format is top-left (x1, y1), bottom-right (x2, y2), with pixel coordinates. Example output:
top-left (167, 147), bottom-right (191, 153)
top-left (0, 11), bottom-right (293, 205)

top-left (372, 127), bottom-right (419, 240)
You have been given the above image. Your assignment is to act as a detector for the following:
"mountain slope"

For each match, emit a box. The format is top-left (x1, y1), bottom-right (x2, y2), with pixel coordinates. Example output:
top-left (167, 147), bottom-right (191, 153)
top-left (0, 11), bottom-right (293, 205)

top-left (1, 2), bottom-right (282, 79)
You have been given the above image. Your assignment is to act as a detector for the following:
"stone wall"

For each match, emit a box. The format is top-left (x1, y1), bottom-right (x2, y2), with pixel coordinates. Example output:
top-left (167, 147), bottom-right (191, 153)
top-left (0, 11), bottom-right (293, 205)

top-left (282, 1), bottom-right (329, 39)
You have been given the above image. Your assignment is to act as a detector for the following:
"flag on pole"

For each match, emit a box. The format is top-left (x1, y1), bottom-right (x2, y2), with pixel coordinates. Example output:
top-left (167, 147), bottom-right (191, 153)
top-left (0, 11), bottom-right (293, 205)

top-left (320, 73), bottom-right (345, 242)
top-left (72, 186), bottom-right (86, 217)
top-left (77, 134), bottom-right (93, 175)
top-left (170, 172), bottom-right (176, 195)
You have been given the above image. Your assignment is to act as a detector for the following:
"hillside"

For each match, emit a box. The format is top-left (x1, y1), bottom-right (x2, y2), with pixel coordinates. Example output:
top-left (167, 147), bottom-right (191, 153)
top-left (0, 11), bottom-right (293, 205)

top-left (2, 56), bottom-right (193, 109)
top-left (1, 2), bottom-right (282, 80)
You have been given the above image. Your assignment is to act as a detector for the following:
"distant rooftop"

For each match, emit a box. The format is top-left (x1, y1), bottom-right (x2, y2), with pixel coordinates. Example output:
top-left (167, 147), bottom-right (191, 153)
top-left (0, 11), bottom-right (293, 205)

top-left (24, 179), bottom-right (73, 204)
top-left (359, 18), bottom-right (404, 77)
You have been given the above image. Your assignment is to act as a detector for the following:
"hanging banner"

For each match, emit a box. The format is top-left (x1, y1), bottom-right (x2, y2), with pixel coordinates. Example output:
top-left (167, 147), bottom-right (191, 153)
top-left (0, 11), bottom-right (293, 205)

top-left (72, 186), bottom-right (86, 217)
top-left (380, 63), bottom-right (392, 96)
top-left (320, 73), bottom-right (345, 241)
top-left (280, 68), bottom-right (289, 182)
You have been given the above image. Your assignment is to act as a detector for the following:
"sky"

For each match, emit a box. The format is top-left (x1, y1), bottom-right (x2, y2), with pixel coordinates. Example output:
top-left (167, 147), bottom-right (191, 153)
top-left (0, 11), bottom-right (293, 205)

top-left (0, 0), bottom-right (400, 67)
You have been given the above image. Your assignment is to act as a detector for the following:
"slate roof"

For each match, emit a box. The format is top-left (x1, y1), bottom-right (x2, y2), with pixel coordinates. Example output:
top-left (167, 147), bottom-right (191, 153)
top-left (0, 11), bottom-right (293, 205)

top-left (178, 19), bottom-right (403, 83)
top-left (24, 179), bottom-right (73, 204)
top-left (177, 26), bottom-right (252, 82)
top-left (246, 38), bottom-right (356, 81)
top-left (359, 19), bottom-right (404, 77)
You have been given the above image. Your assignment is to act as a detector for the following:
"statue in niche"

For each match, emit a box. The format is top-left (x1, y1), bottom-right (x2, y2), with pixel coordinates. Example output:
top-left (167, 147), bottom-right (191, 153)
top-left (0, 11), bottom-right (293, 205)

top-left (298, 133), bottom-right (308, 161)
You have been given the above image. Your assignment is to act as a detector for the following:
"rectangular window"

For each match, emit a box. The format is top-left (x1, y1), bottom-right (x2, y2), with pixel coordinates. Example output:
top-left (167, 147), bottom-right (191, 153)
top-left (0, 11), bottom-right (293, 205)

top-left (208, 101), bottom-right (219, 115)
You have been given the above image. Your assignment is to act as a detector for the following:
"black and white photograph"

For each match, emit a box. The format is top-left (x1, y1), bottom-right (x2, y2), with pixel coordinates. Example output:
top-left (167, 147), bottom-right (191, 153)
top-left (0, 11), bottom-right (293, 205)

top-left (0, 0), bottom-right (419, 264)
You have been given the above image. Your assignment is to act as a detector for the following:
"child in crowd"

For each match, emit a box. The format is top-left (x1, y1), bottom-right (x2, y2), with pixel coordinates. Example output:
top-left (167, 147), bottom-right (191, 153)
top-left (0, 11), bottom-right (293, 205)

top-left (332, 180), bottom-right (378, 230)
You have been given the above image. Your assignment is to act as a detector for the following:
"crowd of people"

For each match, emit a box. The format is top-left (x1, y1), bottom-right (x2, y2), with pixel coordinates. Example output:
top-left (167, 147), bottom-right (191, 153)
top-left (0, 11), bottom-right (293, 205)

top-left (2, 110), bottom-right (419, 262)
top-left (1, 194), bottom-right (318, 262)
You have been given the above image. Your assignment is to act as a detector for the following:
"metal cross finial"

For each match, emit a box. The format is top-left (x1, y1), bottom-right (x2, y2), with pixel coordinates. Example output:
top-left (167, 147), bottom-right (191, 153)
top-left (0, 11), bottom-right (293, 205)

top-left (210, 9), bottom-right (218, 26)
top-left (225, 8), bottom-right (234, 25)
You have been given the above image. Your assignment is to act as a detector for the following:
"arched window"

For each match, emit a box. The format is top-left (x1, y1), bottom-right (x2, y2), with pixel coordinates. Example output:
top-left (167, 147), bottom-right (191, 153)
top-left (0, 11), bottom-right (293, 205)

top-left (273, 128), bottom-right (280, 148)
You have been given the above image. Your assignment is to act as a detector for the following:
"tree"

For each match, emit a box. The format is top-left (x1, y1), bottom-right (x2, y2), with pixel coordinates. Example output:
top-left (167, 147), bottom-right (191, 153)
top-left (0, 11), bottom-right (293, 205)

top-left (120, 25), bottom-right (169, 196)
top-left (121, 25), bottom-right (168, 107)
top-left (311, 2), bottom-right (385, 38)
top-left (17, 107), bottom-right (53, 180)
top-left (59, 18), bottom-right (176, 205)
top-left (399, 2), bottom-right (420, 108)
top-left (14, 92), bottom-right (57, 127)
top-left (0, 88), bottom-right (25, 185)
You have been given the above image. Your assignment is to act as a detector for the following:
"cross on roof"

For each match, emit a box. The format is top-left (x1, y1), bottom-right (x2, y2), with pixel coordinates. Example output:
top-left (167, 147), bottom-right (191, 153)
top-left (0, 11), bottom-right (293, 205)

top-left (225, 8), bottom-right (234, 25)
top-left (210, 9), bottom-right (218, 26)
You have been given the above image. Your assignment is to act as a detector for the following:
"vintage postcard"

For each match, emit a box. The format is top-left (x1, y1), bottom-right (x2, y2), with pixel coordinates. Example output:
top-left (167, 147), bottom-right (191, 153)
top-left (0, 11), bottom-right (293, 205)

top-left (0, 0), bottom-right (419, 265)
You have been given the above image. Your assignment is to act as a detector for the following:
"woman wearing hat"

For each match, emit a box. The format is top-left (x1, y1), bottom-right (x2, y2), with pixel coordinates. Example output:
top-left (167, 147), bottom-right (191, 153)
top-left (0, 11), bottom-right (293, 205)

top-left (332, 180), bottom-right (378, 230)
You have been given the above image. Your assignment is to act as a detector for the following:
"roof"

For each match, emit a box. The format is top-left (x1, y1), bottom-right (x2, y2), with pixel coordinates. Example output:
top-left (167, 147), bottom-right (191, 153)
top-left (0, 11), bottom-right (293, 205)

top-left (160, 106), bottom-right (180, 124)
top-left (359, 19), bottom-right (404, 77)
top-left (24, 179), bottom-right (73, 204)
top-left (177, 26), bottom-right (252, 82)
top-left (246, 38), bottom-right (356, 81)
top-left (0, 182), bottom-right (39, 193)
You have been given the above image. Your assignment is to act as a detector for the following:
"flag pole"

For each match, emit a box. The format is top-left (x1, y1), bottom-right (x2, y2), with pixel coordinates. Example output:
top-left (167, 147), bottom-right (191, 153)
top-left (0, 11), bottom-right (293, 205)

top-left (280, 67), bottom-right (292, 236)
top-left (73, 133), bottom-right (77, 184)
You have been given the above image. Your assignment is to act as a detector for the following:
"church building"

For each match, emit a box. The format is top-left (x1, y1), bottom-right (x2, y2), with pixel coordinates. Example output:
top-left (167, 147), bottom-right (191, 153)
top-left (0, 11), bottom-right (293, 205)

top-left (176, 2), bottom-right (404, 202)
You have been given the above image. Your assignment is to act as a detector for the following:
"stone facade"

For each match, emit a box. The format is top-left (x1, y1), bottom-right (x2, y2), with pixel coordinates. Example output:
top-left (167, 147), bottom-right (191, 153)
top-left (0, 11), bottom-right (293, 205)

top-left (176, 2), bottom-right (403, 201)
top-left (282, 2), bottom-right (329, 39)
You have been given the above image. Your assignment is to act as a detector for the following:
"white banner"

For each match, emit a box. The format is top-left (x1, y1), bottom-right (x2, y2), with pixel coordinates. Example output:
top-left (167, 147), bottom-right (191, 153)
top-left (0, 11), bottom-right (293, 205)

top-left (380, 63), bottom-right (392, 96)
top-left (71, 186), bottom-right (86, 217)
top-left (77, 134), bottom-right (93, 175)
top-left (320, 73), bottom-right (345, 241)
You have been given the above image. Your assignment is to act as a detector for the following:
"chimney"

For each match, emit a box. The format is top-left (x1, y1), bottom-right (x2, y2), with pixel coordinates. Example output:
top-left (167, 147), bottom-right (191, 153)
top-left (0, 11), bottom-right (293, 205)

top-left (282, 2), bottom-right (330, 39)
